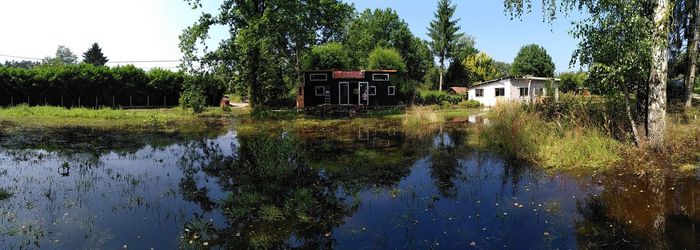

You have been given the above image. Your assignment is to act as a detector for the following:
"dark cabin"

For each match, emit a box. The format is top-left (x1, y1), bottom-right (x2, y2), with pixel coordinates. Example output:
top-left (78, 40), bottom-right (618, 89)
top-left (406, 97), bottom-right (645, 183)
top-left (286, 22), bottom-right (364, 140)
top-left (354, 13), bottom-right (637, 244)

top-left (297, 70), bottom-right (399, 108)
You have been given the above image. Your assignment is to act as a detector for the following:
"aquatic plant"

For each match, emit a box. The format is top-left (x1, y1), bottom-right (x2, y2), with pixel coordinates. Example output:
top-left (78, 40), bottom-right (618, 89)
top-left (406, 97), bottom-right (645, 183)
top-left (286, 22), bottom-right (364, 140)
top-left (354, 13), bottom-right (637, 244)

top-left (0, 187), bottom-right (12, 200)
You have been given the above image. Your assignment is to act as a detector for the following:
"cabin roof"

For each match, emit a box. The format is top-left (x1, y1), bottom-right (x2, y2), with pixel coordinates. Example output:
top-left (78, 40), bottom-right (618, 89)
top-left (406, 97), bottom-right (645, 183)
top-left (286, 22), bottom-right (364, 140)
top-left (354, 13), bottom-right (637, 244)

top-left (448, 87), bottom-right (468, 95)
top-left (470, 76), bottom-right (561, 88)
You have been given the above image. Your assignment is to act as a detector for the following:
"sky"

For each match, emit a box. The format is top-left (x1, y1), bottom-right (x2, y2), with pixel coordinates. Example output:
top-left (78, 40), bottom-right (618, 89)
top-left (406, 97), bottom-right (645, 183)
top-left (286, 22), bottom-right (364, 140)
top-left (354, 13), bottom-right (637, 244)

top-left (0, 0), bottom-right (585, 72)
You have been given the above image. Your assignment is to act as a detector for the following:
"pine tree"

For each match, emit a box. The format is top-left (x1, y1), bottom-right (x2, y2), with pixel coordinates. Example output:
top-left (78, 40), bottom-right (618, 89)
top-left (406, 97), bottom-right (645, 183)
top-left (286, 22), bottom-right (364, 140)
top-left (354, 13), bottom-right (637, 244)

top-left (427, 0), bottom-right (463, 91)
top-left (83, 43), bottom-right (108, 66)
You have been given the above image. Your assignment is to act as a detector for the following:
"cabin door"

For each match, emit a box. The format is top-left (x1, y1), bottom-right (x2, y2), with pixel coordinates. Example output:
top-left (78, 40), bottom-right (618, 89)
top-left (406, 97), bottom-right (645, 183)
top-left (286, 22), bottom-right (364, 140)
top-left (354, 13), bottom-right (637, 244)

top-left (358, 82), bottom-right (369, 105)
top-left (339, 82), bottom-right (350, 105)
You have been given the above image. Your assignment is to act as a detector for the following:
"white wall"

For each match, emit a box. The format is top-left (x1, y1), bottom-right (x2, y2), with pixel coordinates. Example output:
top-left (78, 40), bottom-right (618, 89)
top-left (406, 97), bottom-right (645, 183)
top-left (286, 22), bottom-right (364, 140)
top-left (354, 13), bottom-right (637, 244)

top-left (468, 78), bottom-right (559, 106)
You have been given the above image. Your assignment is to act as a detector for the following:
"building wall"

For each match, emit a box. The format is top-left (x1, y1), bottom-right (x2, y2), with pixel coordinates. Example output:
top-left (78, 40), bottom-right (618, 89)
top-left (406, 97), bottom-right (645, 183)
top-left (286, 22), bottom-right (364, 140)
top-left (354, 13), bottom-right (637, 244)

top-left (468, 78), bottom-right (558, 106)
top-left (467, 79), bottom-right (511, 106)
top-left (302, 71), bottom-right (399, 107)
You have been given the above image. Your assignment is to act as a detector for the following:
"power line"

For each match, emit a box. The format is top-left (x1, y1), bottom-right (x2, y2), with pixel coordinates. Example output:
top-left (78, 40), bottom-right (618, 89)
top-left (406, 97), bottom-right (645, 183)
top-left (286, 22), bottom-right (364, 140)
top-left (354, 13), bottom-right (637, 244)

top-left (0, 53), bottom-right (182, 64)
top-left (0, 53), bottom-right (43, 61)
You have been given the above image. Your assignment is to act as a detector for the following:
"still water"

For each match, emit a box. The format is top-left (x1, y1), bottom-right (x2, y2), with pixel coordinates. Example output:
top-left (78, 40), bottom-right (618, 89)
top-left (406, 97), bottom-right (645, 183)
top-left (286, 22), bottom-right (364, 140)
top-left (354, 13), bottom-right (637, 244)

top-left (0, 118), bottom-right (699, 249)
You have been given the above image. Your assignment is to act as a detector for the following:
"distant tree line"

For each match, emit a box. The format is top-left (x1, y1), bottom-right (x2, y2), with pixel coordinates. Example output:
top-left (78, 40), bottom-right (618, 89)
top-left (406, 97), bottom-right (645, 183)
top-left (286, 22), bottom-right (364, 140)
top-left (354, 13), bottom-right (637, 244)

top-left (0, 64), bottom-right (225, 107)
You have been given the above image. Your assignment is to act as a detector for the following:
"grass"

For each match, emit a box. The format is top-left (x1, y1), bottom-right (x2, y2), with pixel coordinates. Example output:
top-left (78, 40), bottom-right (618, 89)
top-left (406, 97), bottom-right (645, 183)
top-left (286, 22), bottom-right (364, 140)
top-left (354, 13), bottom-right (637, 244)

top-left (473, 99), bottom-right (700, 172)
top-left (0, 105), bottom-right (247, 131)
top-left (473, 102), bottom-right (625, 171)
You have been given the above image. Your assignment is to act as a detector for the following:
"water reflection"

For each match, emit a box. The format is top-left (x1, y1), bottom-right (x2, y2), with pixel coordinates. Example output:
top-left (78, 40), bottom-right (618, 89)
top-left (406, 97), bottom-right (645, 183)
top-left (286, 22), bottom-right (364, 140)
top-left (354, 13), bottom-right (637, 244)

top-left (0, 119), bottom-right (699, 248)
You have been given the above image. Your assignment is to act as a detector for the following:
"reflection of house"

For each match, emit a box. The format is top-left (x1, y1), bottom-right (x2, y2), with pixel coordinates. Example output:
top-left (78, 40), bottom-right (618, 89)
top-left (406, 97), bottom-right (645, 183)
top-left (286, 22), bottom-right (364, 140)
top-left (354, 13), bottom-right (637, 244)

top-left (447, 87), bottom-right (468, 97)
top-left (297, 70), bottom-right (399, 108)
top-left (467, 76), bottom-right (560, 106)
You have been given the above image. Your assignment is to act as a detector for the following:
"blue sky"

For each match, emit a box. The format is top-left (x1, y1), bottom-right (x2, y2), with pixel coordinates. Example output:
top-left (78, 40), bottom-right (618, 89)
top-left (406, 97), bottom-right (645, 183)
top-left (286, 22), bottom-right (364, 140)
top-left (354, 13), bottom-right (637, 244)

top-left (0, 0), bottom-right (585, 72)
top-left (346, 0), bottom-right (586, 73)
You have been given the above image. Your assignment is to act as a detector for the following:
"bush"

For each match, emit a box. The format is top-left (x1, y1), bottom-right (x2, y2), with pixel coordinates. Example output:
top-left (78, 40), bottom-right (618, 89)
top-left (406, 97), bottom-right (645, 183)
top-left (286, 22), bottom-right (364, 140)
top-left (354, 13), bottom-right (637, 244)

top-left (302, 43), bottom-right (351, 70)
top-left (458, 100), bottom-right (481, 108)
top-left (179, 81), bottom-right (207, 113)
top-left (415, 90), bottom-right (461, 105)
top-left (367, 47), bottom-right (406, 72)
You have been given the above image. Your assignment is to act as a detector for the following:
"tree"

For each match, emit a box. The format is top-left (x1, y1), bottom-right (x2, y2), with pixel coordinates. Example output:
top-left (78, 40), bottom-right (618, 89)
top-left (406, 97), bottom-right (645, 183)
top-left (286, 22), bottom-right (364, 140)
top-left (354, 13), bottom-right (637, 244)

top-left (463, 52), bottom-right (500, 84)
top-left (302, 43), bottom-right (350, 70)
top-left (494, 61), bottom-right (512, 78)
top-left (82, 42), bottom-right (108, 66)
top-left (2, 60), bottom-right (40, 69)
top-left (444, 35), bottom-right (479, 87)
top-left (345, 8), bottom-right (433, 82)
top-left (367, 47), bottom-right (406, 72)
top-left (504, 0), bottom-right (673, 148)
top-left (42, 45), bottom-right (78, 66)
top-left (558, 71), bottom-right (588, 93)
top-left (179, 0), bottom-right (355, 108)
top-left (510, 44), bottom-right (555, 77)
top-left (682, 0), bottom-right (698, 109)
top-left (428, 0), bottom-right (463, 91)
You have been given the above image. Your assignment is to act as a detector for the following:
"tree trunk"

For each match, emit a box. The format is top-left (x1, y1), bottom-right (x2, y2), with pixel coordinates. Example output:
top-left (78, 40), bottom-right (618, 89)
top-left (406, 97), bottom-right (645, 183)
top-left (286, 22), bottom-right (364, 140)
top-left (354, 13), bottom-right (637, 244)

top-left (439, 59), bottom-right (445, 91)
top-left (623, 82), bottom-right (642, 145)
top-left (647, 0), bottom-right (672, 148)
top-left (686, 0), bottom-right (699, 109)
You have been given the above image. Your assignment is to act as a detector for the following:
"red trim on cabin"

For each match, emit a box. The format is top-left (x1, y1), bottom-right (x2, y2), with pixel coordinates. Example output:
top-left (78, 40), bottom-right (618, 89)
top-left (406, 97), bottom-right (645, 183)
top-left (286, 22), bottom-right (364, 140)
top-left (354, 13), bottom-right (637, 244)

top-left (333, 71), bottom-right (365, 79)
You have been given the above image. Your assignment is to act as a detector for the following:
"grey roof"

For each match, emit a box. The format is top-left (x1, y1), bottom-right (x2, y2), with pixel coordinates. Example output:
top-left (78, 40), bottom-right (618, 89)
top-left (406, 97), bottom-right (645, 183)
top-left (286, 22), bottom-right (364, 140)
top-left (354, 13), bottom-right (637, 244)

top-left (470, 76), bottom-right (561, 88)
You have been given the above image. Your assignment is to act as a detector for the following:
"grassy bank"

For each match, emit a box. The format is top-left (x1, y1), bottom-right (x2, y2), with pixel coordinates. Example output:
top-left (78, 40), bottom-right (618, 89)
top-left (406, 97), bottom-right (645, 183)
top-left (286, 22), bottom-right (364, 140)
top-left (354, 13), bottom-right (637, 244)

top-left (472, 98), bottom-right (700, 172)
top-left (0, 105), bottom-right (247, 131)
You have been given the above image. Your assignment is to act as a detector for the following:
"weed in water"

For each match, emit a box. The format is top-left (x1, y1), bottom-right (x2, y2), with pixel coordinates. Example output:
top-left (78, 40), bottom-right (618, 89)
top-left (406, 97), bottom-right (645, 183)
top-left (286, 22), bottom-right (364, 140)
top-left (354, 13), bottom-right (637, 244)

top-left (0, 187), bottom-right (12, 200)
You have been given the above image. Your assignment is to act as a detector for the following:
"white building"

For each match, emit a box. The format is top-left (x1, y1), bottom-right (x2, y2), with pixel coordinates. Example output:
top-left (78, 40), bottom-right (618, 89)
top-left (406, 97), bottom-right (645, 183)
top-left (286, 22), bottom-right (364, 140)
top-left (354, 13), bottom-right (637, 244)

top-left (467, 76), bottom-right (560, 106)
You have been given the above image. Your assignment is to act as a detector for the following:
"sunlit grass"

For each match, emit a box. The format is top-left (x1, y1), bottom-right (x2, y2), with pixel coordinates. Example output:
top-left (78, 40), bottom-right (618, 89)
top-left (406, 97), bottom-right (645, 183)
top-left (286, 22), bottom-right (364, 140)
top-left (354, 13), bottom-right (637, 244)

top-left (0, 105), bottom-right (246, 131)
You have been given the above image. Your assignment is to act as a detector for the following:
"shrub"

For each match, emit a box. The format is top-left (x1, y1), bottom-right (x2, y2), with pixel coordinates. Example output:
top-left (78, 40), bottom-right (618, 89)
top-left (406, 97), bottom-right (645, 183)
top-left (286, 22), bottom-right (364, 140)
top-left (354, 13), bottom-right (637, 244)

top-left (179, 84), bottom-right (207, 114)
top-left (367, 47), bottom-right (406, 72)
top-left (415, 90), bottom-right (461, 105)
top-left (458, 100), bottom-right (481, 108)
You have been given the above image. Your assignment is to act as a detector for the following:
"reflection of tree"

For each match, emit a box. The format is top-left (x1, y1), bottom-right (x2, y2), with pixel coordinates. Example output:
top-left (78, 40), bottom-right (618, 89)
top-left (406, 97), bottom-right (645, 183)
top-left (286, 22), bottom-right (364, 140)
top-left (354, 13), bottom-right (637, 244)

top-left (575, 172), bottom-right (700, 249)
top-left (428, 130), bottom-right (464, 198)
top-left (178, 134), bottom-right (359, 249)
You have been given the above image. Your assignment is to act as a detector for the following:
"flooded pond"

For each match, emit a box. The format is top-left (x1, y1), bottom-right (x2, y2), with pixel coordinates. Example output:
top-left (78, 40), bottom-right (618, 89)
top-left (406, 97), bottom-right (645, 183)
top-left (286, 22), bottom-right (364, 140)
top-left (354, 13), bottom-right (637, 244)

top-left (0, 118), bottom-right (699, 249)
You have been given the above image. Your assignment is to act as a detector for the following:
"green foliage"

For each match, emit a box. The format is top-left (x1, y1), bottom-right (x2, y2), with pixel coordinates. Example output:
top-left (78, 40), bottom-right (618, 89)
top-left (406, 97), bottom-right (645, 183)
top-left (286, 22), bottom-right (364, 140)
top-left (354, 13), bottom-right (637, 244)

top-left (463, 52), bottom-right (500, 84)
top-left (179, 78), bottom-right (207, 113)
top-left (2, 60), bottom-right (39, 69)
top-left (42, 45), bottom-right (78, 66)
top-left (458, 100), bottom-right (482, 108)
top-left (493, 61), bottom-right (512, 78)
top-left (0, 187), bottom-right (11, 201)
top-left (367, 47), bottom-right (406, 72)
top-left (179, 0), bottom-right (354, 108)
top-left (345, 8), bottom-right (433, 81)
top-left (82, 42), bottom-right (108, 66)
top-left (302, 43), bottom-right (350, 70)
top-left (511, 44), bottom-right (555, 77)
top-left (428, 0), bottom-right (463, 69)
top-left (415, 90), bottom-right (462, 105)
top-left (558, 71), bottom-right (589, 93)
top-left (444, 60), bottom-right (469, 87)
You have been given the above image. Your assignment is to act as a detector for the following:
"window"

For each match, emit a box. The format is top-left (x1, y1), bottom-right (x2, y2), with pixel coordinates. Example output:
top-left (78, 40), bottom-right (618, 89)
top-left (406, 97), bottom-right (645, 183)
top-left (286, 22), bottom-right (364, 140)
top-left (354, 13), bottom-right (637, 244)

top-left (310, 73), bottom-right (327, 81)
top-left (475, 89), bottom-right (484, 97)
top-left (315, 86), bottom-right (325, 96)
top-left (368, 86), bottom-right (377, 96)
top-left (534, 88), bottom-right (544, 96)
top-left (495, 88), bottom-right (505, 97)
top-left (388, 86), bottom-right (396, 96)
top-left (372, 74), bottom-right (389, 81)
top-left (519, 88), bottom-right (529, 97)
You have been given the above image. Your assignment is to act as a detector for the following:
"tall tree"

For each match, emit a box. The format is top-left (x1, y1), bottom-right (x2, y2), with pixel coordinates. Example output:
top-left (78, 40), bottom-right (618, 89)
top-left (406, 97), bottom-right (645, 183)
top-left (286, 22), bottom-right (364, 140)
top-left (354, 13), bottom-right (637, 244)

top-left (42, 45), bottom-right (78, 66)
top-left (428, 0), bottom-right (463, 91)
top-left (179, 0), bottom-right (354, 107)
top-left (510, 44), bottom-right (555, 77)
top-left (684, 0), bottom-right (699, 109)
top-left (345, 8), bottom-right (433, 82)
top-left (302, 43), bottom-right (351, 70)
top-left (82, 42), bottom-right (108, 66)
top-left (504, 0), bottom-right (673, 148)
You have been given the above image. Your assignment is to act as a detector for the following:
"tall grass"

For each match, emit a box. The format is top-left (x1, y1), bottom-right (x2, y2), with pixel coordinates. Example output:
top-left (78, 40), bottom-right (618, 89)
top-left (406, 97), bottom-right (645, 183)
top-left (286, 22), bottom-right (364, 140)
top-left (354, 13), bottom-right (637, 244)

top-left (475, 102), bottom-right (623, 171)
top-left (402, 106), bottom-right (445, 139)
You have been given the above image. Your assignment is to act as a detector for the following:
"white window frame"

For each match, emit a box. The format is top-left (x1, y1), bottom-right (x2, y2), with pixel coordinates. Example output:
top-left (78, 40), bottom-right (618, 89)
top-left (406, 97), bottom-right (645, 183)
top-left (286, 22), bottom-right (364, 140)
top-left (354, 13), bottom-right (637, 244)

top-left (368, 86), bottom-right (377, 96)
top-left (315, 86), bottom-right (325, 96)
top-left (534, 88), bottom-right (544, 96)
top-left (388, 86), bottom-right (396, 96)
top-left (475, 89), bottom-right (484, 97)
top-left (310, 73), bottom-right (327, 82)
top-left (372, 73), bottom-right (390, 81)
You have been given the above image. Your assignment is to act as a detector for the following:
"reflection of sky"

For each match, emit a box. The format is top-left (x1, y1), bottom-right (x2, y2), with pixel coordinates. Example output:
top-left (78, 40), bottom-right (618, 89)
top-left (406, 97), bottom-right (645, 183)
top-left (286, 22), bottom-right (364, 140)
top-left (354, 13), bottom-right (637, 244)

top-left (335, 155), bottom-right (588, 249)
